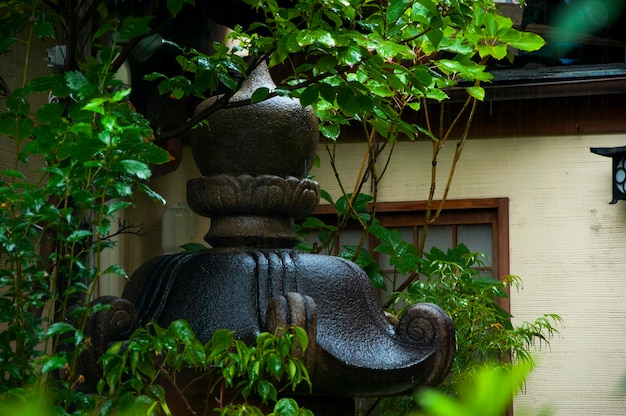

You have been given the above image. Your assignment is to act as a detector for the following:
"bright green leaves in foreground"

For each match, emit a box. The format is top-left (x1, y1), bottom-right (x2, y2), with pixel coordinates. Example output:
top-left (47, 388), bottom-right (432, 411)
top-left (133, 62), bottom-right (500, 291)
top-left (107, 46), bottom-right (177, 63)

top-left (99, 321), bottom-right (312, 415)
top-left (415, 363), bottom-right (534, 416)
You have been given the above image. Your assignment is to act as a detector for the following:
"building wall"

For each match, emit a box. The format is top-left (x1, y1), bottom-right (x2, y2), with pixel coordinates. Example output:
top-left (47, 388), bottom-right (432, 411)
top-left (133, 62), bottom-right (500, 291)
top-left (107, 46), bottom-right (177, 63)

top-left (310, 134), bottom-right (626, 415)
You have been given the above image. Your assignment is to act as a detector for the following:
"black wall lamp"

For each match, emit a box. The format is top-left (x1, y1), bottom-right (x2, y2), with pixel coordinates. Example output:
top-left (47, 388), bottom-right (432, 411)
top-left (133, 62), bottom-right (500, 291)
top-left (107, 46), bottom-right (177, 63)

top-left (590, 146), bottom-right (626, 204)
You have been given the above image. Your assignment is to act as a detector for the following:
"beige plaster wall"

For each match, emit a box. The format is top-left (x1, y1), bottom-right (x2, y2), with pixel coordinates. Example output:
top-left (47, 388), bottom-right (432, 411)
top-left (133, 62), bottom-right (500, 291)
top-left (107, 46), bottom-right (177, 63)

top-left (312, 135), bottom-right (626, 415)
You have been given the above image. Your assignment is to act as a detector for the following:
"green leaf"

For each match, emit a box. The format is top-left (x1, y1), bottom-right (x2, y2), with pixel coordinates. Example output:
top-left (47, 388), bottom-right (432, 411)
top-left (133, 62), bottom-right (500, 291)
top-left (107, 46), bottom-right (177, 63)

top-left (118, 160), bottom-right (151, 180)
top-left (144, 72), bottom-right (166, 82)
top-left (106, 200), bottom-right (132, 216)
top-left (477, 43), bottom-right (508, 60)
top-left (256, 379), bottom-right (277, 403)
top-left (170, 319), bottom-right (195, 344)
top-left (482, 12), bottom-right (498, 37)
top-left (120, 16), bottom-right (153, 40)
top-left (315, 55), bottom-right (338, 73)
top-left (337, 87), bottom-right (359, 116)
top-left (338, 43), bottom-right (363, 66)
top-left (6, 89), bottom-right (30, 116)
top-left (301, 216), bottom-right (333, 231)
top-left (272, 398), bottom-right (299, 416)
top-left (320, 123), bottom-right (340, 140)
top-left (318, 83), bottom-right (336, 103)
top-left (1, 169), bottom-right (27, 180)
top-left (364, 263), bottom-right (386, 290)
top-left (195, 64), bottom-right (219, 95)
top-left (369, 82), bottom-right (394, 98)
top-left (30, 74), bottom-right (69, 96)
top-left (334, 193), bottom-right (373, 216)
top-left (415, 0), bottom-right (439, 16)
top-left (170, 87), bottom-right (184, 99)
top-left (111, 87), bottom-right (132, 103)
top-left (180, 242), bottom-right (207, 252)
top-left (386, 0), bottom-right (410, 24)
top-left (418, 363), bottom-right (531, 416)
top-left (319, 190), bottom-right (334, 205)
top-left (34, 11), bottom-right (55, 39)
top-left (210, 329), bottom-right (234, 352)
top-left (426, 88), bottom-right (448, 101)
top-left (436, 59), bottom-right (466, 76)
top-left (147, 384), bottom-right (165, 401)
top-left (296, 30), bottom-right (335, 48)
top-left (266, 353), bottom-right (283, 378)
top-left (408, 101), bottom-right (421, 112)
top-left (466, 86), bottom-right (485, 101)
top-left (287, 360), bottom-right (297, 380)
top-left (293, 326), bottom-right (308, 352)
top-left (111, 182), bottom-right (132, 196)
top-left (138, 183), bottom-right (166, 204)
top-left (82, 97), bottom-right (107, 114)
top-left (45, 322), bottom-right (75, 338)
top-left (167, 0), bottom-right (184, 17)
top-left (219, 71), bottom-right (239, 91)
top-left (299, 85), bottom-right (318, 108)
top-left (0, 117), bottom-right (35, 141)
top-left (0, 37), bottom-right (17, 54)
top-left (36, 103), bottom-right (65, 123)
top-left (65, 71), bottom-right (90, 93)
top-left (508, 31), bottom-right (546, 52)
top-left (70, 122), bottom-right (93, 137)
top-left (250, 87), bottom-right (270, 104)
top-left (66, 229), bottom-right (93, 242)
top-left (378, 40), bottom-right (414, 60)
top-left (102, 264), bottom-right (126, 277)
top-left (93, 18), bottom-right (119, 40)
top-left (41, 355), bottom-right (67, 374)
top-left (426, 27), bottom-right (444, 49)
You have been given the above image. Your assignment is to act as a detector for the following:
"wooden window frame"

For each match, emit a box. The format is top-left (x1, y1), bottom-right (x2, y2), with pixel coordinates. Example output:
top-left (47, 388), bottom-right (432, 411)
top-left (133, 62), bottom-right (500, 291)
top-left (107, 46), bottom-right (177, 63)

top-left (312, 197), bottom-right (511, 311)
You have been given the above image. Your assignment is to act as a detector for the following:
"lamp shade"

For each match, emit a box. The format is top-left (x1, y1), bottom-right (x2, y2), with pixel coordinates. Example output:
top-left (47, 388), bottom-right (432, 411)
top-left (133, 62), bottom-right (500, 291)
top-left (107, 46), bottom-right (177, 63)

top-left (590, 146), bottom-right (626, 204)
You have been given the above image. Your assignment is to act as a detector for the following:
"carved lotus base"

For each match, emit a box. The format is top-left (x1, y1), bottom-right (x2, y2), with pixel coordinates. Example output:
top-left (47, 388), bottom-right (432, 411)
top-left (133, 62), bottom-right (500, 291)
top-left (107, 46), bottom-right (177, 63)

top-left (187, 174), bottom-right (319, 248)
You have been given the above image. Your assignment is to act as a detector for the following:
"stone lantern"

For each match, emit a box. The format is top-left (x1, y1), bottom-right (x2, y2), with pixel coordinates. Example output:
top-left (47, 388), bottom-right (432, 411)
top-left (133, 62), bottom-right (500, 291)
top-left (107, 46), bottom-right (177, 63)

top-left (82, 60), bottom-right (455, 415)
